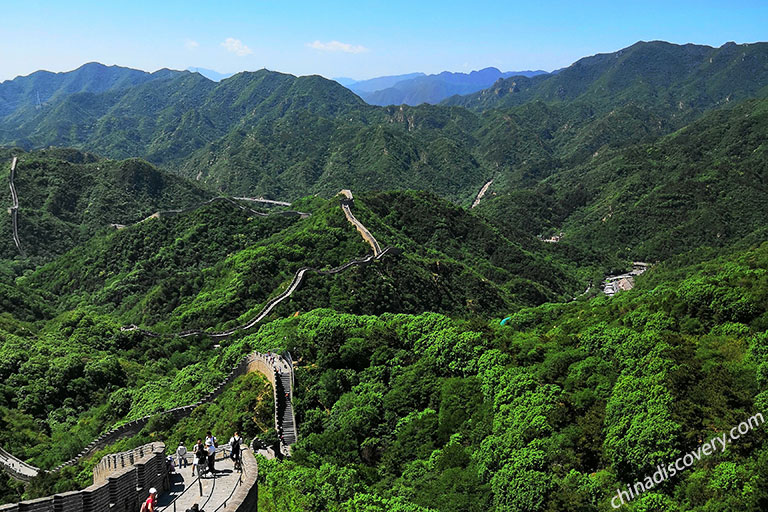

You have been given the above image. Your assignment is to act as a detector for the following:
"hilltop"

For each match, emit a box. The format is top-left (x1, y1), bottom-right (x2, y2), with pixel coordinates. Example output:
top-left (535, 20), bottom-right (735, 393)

top-left (0, 62), bottom-right (183, 118)
top-left (1, 41), bottom-right (767, 203)
top-left (442, 41), bottom-right (768, 118)
top-left (0, 149), bottom-right (211, 265)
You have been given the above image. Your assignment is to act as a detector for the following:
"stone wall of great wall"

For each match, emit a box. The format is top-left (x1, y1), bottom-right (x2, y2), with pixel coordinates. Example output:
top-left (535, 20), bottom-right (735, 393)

top-left (0, 187), bottom-right (390, 510)
top-left (1, 351), bottom-right (295, 482)
top-left (225, 448), bottom-right (260, 512)
top-left (0, 447), bottom-right (38, 482)
top-left (92, 443), bottom-right (160, 486)
top-left (53, 352), bottom-right (292, 471)
top-left (0, 190), bottom-right (385, 482)
top-left (0, 352), bottom-right (290, 511)
top-left (0, 444), bottom-right (168, 512)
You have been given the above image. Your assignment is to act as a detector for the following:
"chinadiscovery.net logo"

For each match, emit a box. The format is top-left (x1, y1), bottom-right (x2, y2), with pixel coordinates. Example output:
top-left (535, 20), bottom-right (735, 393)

top-left (611, 412), bottom-right (765, 508)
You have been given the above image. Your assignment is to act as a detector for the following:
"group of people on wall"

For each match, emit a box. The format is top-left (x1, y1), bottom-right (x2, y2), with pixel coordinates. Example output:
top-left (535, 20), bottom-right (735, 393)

top-left (144, 432), bottom-right (245, 511)
top-left (173, 431), bottom-right (244, 476)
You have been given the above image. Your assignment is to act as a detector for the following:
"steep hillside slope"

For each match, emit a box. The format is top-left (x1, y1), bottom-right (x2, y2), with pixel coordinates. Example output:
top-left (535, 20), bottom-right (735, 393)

top-left (477, 96), bottom-right (768, 260)
top-left (0, 149), bottom-right (211, 263)
top-left (443, 41), bottom-right (768, 120)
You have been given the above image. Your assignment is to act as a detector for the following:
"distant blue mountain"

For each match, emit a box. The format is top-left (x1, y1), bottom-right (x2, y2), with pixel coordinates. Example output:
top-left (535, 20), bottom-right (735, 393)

top-left (332, 77), bottom-right (358, 87)
top-left (347, 73), bottom-right (426, 94)
top-left (187, 67), bottom-right (234, 82)
top-left (346, 67), bottom-right (548, 106)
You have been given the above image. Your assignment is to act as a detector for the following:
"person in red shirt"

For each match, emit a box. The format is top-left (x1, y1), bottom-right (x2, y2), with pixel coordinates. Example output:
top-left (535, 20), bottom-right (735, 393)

top-left (141, 488), bottom-right (157, 512)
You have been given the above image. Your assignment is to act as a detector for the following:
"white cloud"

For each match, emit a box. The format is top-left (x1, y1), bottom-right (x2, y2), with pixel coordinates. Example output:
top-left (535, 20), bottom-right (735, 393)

top-left (221, 38), bottom-right (253, 57)
top-left (184, 39), bottom-right (199, 50)
top-left (306, 40), bottom-right (368, 54)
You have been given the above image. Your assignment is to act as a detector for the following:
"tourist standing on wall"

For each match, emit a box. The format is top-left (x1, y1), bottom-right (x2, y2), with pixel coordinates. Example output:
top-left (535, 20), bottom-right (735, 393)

top-left (176, 441), bottom-right (188, 468)
top-left (205, 431), bottom-right (217, 474)
top-left (229, 431), bottom-right (242, 470)
top-left (140, 487), bottom-right (157, 512)
top-left (192, 439), bottom-right (205, 476)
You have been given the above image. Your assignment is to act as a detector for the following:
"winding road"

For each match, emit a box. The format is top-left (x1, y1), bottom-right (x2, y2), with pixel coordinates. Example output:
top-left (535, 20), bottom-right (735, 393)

top-left (471, 179), bottom-right (493, 208)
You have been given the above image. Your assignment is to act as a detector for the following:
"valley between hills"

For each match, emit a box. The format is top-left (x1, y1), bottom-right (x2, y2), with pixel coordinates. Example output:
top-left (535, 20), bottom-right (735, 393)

top-left (0, 39), bottom-right (767, 512)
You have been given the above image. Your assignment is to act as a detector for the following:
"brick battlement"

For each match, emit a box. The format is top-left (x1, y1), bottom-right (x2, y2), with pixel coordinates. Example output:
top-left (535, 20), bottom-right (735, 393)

top-left (0, 444), bottom-right (168, 512)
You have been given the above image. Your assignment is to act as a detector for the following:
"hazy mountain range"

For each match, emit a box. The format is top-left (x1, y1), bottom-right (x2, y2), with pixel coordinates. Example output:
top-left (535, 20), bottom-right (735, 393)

top-left (186, 67), bottom-right (235, 82)
top-left (341, 68), bottom-right (549, 105)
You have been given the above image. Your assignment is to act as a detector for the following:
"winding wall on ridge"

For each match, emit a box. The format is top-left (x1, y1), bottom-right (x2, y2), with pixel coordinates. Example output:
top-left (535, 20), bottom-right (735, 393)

top-left (0, 190), bottom-right (394, 483)
top-left (339, 189), bottom-right (381, 256)
top-left (8, 157), bottom-right (23, 256)
top-left (121, 190), bottom-right (394, 340)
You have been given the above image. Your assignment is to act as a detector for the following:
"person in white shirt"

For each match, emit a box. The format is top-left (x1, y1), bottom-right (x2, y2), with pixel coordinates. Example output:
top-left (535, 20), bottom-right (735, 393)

top-left (205, 431), bottom-right (217, 473)
top-left (176, 441), bottom-right (188, 468)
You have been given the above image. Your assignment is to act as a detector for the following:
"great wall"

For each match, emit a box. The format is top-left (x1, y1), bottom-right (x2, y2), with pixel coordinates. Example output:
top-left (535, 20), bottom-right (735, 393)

top-left (120, 190), bottom-right (394, 340)
top-left (6, 157), bottom-right (309, 257)
top-left (7, 157), bottom-right (23, 256)
top-left (2, 158), bottom-right (391, 510)
top-left (0, 350), bottom-right (286, 511)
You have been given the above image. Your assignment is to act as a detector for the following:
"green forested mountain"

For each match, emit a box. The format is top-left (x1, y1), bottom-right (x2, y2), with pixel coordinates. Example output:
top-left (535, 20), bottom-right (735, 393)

top-left (443, 41), bottom-right (768, 116)
top-left (0, 148), bottom-right (211, 265)
top-left (477, 95), bottom-right (768, 260)
top-left (0, 180), bottom-right (595, 498)
top-left (20, 188), bottom-right (583, 330)
top-left (2, 41), bottom-right (767, 203)
top-left (1, 39), bottom-right (768, 512)
top-left (251, 241), bottom-right (768, 512)
top-left (0, 62), bottom-right (182, 119)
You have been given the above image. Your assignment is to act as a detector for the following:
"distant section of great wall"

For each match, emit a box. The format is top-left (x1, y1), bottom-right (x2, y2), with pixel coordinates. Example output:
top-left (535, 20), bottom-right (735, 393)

top-left (134, 196), bottom-right (310, 224)
top-left (7, 157), bottom-right (23, 256)
top-left (6, 155), bottom-right (310, 255)
top-left (0, 188), bottom-right (396, 487)
top-left (339, 189), bottom-right (382, 256)
top-left (121, 189), bottom-right (395, 340)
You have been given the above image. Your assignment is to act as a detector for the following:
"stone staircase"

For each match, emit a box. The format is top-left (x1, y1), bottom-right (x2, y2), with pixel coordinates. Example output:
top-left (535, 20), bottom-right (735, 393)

top-left (0, 188), bottom-right (395, 480)
top-left (276, 372), bottom-right (297, 447)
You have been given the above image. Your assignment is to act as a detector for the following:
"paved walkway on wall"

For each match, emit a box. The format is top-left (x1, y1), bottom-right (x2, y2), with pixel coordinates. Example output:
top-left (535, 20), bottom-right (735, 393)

top-left (0, 447), bottom-right (37, 481)
top-left (157, 454), bottom-right (244, 512)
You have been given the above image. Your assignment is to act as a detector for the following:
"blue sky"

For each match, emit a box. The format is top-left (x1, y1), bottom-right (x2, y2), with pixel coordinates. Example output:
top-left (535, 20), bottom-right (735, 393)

top-left (0, 0), bottom-right (766, 82)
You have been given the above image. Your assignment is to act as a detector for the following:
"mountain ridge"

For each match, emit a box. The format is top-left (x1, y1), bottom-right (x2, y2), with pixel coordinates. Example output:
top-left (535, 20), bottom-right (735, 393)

top-left (441, 40), bottom-right (768, 114)
top-left (350, 67), bottom-right (548, 105)
top-left (1, 40), bottom-right (768, 205)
